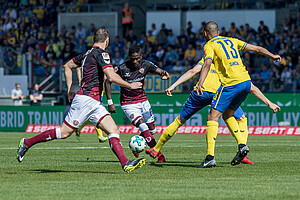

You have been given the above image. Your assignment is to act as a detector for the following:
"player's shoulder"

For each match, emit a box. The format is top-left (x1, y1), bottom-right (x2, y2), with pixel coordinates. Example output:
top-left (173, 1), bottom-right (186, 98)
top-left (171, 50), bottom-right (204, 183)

top-left (142, 60), bottom-right (158, 68)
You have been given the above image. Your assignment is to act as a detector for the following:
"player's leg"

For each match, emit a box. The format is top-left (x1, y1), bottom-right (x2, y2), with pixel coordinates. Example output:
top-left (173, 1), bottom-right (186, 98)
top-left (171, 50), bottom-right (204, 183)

top-left (196, 108), bottom-right (222, 168)
top-left (228, 108), bottom-right (254, 164)
top-left (97, 115), bottom-right (145, 172)
top-left (75, 120), bottom-right (89, 141)
top-left (224, 81), bottom-right (251, 165)
top-left (197, 86), bottom-right (230, 168)
top-left (95, 126), bottom-right (108, 143)
top-left (17, 95), bottom-right (88, 162)
top-left (17, 122), bottom-right (75, 162)
top-left (152, 115), bottom-right (185, 153)
top-left (121, 102), bottom-right (150, 157)
top-left (147, 91), bottom-right (213, 159)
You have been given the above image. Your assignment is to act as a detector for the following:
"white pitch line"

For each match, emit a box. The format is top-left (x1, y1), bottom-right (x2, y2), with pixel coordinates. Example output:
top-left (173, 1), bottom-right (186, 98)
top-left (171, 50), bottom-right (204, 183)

top-left (1, 143), bottom-right (300, 150)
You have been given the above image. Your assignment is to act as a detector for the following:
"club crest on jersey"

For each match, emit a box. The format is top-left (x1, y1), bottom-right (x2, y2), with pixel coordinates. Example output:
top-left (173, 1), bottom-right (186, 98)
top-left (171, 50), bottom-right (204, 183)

top-left (73, 120), bottom-right (79, 126)
top-left (139, 68), bottom-right (144, 74)
top-left (114, 66), bottom-right (118, 72)
top-left (102, 53), bottom-right (110, 64)
top-left (130, 114), bottom-right (134, 119)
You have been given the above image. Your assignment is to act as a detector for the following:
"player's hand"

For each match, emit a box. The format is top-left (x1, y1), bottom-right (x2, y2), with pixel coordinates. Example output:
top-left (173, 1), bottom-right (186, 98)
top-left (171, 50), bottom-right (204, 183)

top-left (196, 83), bottom-right (204, 95)
top-left (161, 71), bottom-right (170, 80)
top-left (129, 82), bottom-right (143, 90)
top-left (272, 55), bottom-right (281, 63)
top-left (108, 104), bottom-right (116, 113)
top-left (68, 85), bottom-right (75, 102)
top-left (165, 86), bottom-right (174, 96)
top-left (268, 102), bottom-right (281, 113)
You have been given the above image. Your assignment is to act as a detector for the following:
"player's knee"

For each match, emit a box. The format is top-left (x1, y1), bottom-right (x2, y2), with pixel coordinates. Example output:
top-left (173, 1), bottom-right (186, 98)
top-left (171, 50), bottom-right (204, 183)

top-left (177, 115), bottom-right (186, 124)
top-left (60, 126), bottom-right (73, 139)
top-left (138, 122), bottom-right (149, 132)
top-left (133, 117), bottom-right (144, 127)
top-left (149, 128), bottom-right (156, 135)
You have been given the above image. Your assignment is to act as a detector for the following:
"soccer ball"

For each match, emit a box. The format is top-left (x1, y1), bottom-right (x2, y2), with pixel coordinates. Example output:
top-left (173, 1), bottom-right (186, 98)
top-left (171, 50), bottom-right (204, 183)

top-left (129, 135), bottom-right (146, 153)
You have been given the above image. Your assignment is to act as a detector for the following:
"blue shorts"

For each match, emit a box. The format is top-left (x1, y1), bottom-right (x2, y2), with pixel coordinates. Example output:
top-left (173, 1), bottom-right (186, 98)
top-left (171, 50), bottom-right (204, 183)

top-left (233, 106), bottom-right (244, 120)
top-left (180, 91), bottom-right (214, 120)
top-left (211, 80), bottom-right (251, 113)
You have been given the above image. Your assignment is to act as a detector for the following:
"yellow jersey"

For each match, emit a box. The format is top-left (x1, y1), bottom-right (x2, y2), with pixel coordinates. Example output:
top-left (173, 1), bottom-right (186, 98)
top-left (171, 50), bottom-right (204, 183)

top-left (203, 35), bottom-right (250, 86)
top-left (193, 58), bottom-right (221, 93)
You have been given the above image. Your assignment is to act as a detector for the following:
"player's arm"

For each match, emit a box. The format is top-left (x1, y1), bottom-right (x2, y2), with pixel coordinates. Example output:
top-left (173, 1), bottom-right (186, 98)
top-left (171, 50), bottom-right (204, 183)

top-left (165, 63), bottom-right (202, 96)
top-left (196, 58), bottom-right (212, 95)
top-left (63, 59), bottom-right (79, 102)
top-left (104, 76), bottom-right (116, 113)
top-left (250, 83), bottom-right (280, 113)
top-left (103, 67), bottom-right (142, 90)
top-left (244, 43), bottom-right (281, 62)
top-left (154, 68), bottom-right (169, 80)
top-left (76, 67), bottom-right (82, 87)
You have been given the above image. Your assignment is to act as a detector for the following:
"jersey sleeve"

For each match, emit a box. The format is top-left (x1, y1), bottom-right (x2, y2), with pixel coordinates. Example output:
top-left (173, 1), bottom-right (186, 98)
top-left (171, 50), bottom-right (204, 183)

top-left (95, 52), bottom-right (113, 70)
top-left (72, 53), bottom-right (85, 66)
top-left (146, 61), bottom-right (158, 73)
top-left (197, 57), bottom-right (205, 66)
top-left (203, 44), bottom-right (214, 61)
top-left (233, 38), bottom-right (247, 50)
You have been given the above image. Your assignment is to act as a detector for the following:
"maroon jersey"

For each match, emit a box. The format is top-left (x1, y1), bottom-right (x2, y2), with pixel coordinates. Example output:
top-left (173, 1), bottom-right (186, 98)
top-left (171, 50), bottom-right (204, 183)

top-left (115, 60), bottom-right (157, 105)
top-left (72, 46), bottom-right (112, 102)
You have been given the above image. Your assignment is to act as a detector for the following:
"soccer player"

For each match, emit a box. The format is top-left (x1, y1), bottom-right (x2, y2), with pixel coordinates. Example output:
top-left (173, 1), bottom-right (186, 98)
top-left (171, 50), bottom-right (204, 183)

top-left (74, 67), bottom-right (108, 143)
top-left (196, 21), bottom-right (281, 166)
top-left (146, 57), bottom-right (280, 167)
top-left (17, 28), bottom-right (146, 173)
top-left (106, 44), bottom-right (169, 163)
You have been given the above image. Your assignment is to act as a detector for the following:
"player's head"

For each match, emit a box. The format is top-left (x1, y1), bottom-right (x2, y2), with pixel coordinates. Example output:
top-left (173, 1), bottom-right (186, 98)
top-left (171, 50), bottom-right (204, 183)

top-left (128, 44), bottom-right (142, 68)
top-left (204, 21), bottom-right (219, 41)
top-left (94, 27), bottom-right (109, 48)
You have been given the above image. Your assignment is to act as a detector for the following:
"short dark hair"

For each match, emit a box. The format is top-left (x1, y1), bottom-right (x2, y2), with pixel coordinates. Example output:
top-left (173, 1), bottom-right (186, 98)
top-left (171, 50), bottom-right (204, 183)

top-left (204, 21), bottom-right (218, 35)
top-left (128, 44), bottom-right (141, 56)
top-left (93, 27), bottom-right (109, 43)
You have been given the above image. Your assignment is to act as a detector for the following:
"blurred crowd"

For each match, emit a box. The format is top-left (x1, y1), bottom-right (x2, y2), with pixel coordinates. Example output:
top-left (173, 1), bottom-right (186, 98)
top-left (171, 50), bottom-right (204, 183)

top-left (1, 1), bottom-right (300, 92)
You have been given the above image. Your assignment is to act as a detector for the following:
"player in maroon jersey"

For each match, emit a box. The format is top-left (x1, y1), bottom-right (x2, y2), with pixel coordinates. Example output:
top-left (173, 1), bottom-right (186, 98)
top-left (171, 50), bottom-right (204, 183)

top-left (17, 28), bottom-right (146, 173)
top-left (106, 45), bottom-right (169, 163)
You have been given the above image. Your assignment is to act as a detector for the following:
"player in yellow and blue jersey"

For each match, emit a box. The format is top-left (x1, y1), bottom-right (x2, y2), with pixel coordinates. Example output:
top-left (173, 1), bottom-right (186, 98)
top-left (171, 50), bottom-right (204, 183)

top-left (146, 58), bottom-right (280, 167)
top-left (196, 21), bottom-right (281, 166)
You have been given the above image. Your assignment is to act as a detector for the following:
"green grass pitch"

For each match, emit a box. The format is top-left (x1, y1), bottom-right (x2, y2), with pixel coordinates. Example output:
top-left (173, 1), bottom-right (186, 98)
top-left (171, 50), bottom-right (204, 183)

top-left (0, 132), bottom-right (299, 200)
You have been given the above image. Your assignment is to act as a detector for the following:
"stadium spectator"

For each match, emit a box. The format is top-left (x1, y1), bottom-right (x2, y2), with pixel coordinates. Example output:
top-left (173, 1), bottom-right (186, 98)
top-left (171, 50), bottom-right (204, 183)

top-left (11, 83), bottom-right (23, 106)
top-left (111, 52), bottom-right (125, 66)
top-left (257, 21), bottom-right (270, 39)
top-left (169, 60), bottom-right (186, 74)
top-left (29, 83), bottom-right (43, 106)
top-left (163, 45), bottom-right (179, 67)
top-left (3, 49), bottom-right (18, 75)
top-left (186, 21), bottom-right (197, 36)
top-left (167, 29), bottom-right (176, 46)
top-left (160, 23), bottom-right (168, 36)
top-left (122, 2), bottom-right (133, 38)
top-left (74, 39), bottom-right (86, 54)
top-left (151, 23), bottom-right (158, 36)
top-left (75, 22), bottom-right (86, 40)
top-left (184, 43), bottom-right (196, 64)
top-left (126, 29), bottom-right (137, 43)
top-left (194, 42), bottom-right (204, 61)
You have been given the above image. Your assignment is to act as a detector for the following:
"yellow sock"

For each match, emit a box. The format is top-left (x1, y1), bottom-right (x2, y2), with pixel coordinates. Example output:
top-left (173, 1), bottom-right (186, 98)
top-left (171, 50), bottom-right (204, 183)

top-left (95, 126), bottom-right (103, 139)
top-left (154, 117), bottom-right (183, 152)
top-left (78, 120), bottom-right (89, 132)
top-left (206, 121), bottom-right (218, 156)
top-left (238, 118), bottom-right (248, 144)
top-left (225, 117), bottom-right (245, 145)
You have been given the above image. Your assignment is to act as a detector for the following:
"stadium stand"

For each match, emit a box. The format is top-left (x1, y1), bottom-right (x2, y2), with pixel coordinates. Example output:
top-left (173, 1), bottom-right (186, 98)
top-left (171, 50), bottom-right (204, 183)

top-left (0, 0), bottom-right (299, 105)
